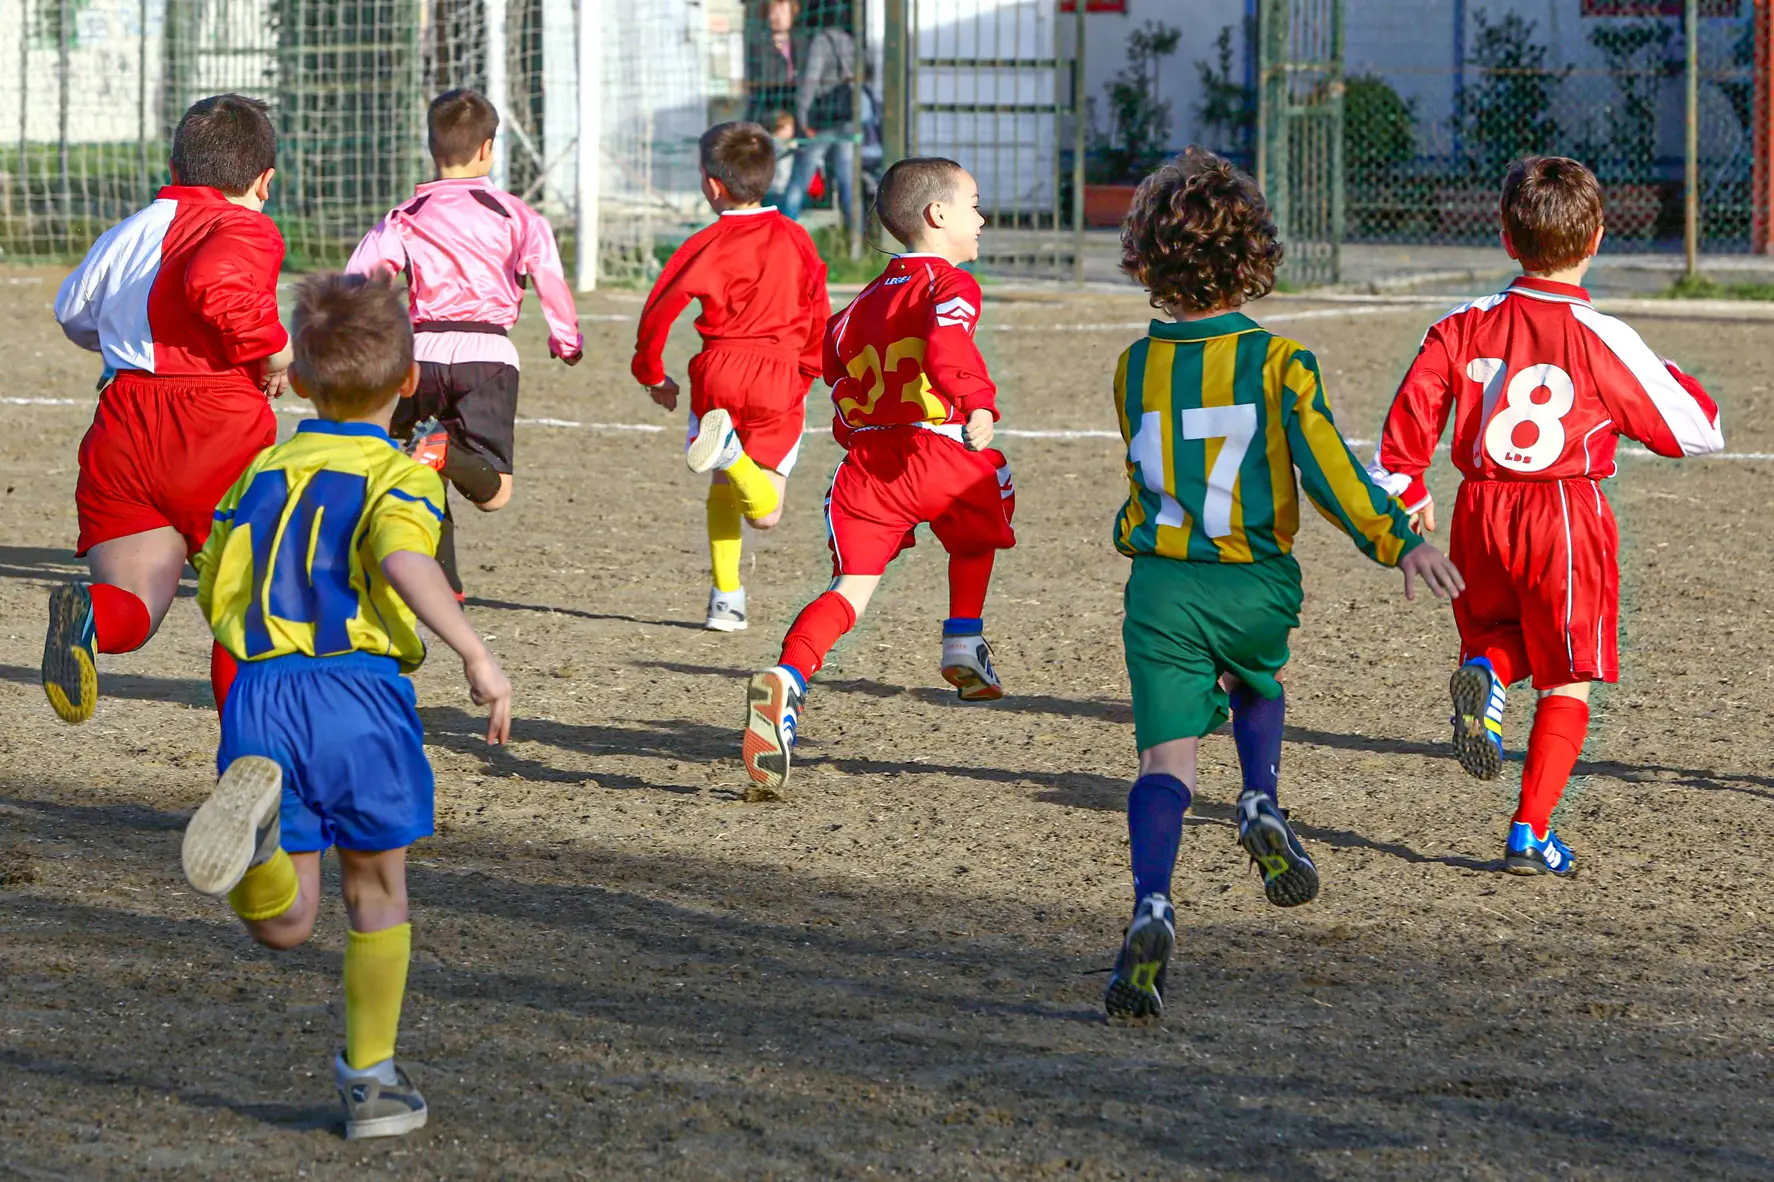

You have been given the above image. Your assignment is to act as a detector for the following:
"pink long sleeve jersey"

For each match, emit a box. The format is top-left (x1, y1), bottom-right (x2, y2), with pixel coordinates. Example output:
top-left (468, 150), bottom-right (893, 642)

top-left (346, 176), bottom-right (583, 369)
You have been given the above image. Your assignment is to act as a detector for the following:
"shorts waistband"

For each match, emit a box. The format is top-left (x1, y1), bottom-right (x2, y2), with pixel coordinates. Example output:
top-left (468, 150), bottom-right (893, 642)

top-left (236, 651), bottom-right (402, 677)
top-left (698, 340), bottom-right (800, 362)
top-left (849, 421), bottom-right (966, 443)
top-left (105, 370), bottom-right (262, 394)
top-left (415, 321), bottom-right (509, 336)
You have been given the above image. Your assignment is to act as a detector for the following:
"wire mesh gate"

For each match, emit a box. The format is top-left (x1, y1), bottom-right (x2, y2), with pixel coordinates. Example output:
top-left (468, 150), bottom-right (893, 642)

top-left (1257, 0), bottom-right (1344, 287)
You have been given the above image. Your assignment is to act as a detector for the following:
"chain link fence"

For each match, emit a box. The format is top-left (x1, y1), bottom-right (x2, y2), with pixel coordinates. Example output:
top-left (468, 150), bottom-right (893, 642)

top-left (1345, 1), bottom-right (1754, 251)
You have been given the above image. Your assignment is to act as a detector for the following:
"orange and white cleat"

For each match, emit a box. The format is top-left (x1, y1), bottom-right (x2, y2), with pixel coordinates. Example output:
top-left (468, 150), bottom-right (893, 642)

top-left (743, 665), bottom-right (804, 797)
top-left (940, 632), bottom-right (1004, 702)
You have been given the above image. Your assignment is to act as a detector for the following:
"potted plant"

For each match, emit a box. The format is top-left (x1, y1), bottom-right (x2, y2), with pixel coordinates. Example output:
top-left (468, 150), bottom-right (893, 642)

top-left (1085, 21), bottom-right (1181, 227)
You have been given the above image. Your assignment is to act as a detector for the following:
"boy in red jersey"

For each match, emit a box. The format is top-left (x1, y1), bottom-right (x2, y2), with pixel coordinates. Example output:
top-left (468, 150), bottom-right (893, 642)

top-left (1372, 156), bottom-right (1723, 875)
top-left (44, 94), bottom-right (291, 725)
top-left (632, 121), bottom-right (830, 631)
top-left (741, 156), bottom-right (1014, 796)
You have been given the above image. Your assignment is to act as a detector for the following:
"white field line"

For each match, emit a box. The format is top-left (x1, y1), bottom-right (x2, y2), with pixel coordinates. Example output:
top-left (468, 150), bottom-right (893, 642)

top-left (6, 394), bottom-right (1772, 460)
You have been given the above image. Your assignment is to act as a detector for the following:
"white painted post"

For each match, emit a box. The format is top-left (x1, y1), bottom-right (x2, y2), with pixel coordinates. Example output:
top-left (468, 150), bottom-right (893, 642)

top-left (576, 0), bottom-right (602, 292)
top-left (485, 0), bottom-right (510, 191)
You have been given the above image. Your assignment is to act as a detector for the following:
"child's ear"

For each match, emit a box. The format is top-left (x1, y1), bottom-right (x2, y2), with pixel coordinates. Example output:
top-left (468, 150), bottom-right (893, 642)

top-left (1588, 225), bottom-right (1605, 256)
top-left (1499, 228), bottom-right (1519, 261)
top-left (253, 168), bottom-right (275, 203)
top-left (478, 138), bottom-right (496, 166)
top-left (290, 372), bottom-right (315, 403)
top-left (399, 362), bottom-right (420, 399)
top-left (924, 200), bottom-right (944, 230)
top-left (168, 162), bottom-right (183, 186)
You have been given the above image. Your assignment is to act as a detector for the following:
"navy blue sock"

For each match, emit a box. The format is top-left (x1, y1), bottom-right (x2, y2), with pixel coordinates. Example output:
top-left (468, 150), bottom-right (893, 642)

top-left (1127, 774), bottom-right (1191, 901)
top-left (1231, 684), bottom-right (1284, 803)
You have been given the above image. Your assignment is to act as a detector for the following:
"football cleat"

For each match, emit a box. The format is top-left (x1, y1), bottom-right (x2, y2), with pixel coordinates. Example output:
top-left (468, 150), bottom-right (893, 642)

top-left (1105, 893), bottom-right (1175, 1024)
top-left (940, 634), bottom-right (1003, 701)
top-left (1504, 822), bottom-right (1577, 877)
top-left (336, 1052), bottom-right (428, 1140)
top-left (1237, 790), bottom-right (1320, 907)
top-left (705, 586), bottom-right (748, 632)
top-left (403, 416), bottom-right (450, 471)
top-left (1449, 658), bottom-right (1506, 780)
top-left (685, 407), bottom-right (745, 475)
top-left (182, 756), bottom-right (284, 897)
top-left (743, 666), bottom-right (805, 796)
top-left (42, 582), bottom-right (100, 725)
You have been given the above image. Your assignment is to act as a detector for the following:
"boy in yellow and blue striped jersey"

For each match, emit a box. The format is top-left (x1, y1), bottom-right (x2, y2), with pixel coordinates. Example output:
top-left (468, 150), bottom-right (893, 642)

top-left (181, 273), bottom-right (513, 1138)
top-left (1103, 150), bottom-right (1465, 1025)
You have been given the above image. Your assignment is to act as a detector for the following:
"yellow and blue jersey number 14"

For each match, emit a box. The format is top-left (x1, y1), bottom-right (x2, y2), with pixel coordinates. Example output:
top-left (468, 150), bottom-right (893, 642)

top-left (1129, 403), bottom-right (1257, 542)
top-left (232, 468), bottom-right (369, 657)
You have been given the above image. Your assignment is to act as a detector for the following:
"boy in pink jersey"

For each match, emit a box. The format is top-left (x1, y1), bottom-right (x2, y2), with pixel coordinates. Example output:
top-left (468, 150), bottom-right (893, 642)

top-left (1371, 156), bottom-right (1723, 876)
top-left (347, 89), bottom-right (583, 597)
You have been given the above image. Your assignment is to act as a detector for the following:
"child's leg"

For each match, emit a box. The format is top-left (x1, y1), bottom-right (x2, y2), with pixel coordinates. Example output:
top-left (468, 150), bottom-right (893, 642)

top-left (338, 847), bottom-right (412, 1074)
top-left (1129, 738), bottom-right (1198, 901)
top-left (1515, 681), bottom-right (1592, 837)
top-left (1227, 677), bottom-right (1284, 804)
top-left (236, 850), bottom-right (322, 950)
top-left (946, 549), bottom-right (993, 625)
top-left (941, 550), bottom-right (1004, 700)
top-left (778, 574), bottom-right (879, 683)
top-left (707, 478), bottom-right (745, 594)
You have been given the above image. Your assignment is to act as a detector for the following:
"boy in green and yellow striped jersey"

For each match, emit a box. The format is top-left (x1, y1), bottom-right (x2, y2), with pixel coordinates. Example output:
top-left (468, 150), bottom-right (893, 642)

top-left (1103, 149), bottom-right (1465, 1024)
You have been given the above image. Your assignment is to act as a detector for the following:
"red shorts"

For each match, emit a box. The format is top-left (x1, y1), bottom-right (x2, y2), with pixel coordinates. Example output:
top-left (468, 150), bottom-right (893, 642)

top-left (75, 372), bottom-right (277, 557)
top-left (689, 346), bottom-right (811, 474)
top-left (825, 427), bottom-right (1015, 576)
top-left (1450, 479), bottom-right (1619, 690)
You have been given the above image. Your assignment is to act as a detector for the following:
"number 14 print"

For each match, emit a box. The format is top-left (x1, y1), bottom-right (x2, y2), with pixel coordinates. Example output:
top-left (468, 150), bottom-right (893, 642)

top-left (233, 469), bottom-right (369, 657)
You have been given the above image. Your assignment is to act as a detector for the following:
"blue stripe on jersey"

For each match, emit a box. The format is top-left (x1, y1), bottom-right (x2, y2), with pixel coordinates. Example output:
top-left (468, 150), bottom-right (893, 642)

top-left (385, 486), bottom-right (445, 521)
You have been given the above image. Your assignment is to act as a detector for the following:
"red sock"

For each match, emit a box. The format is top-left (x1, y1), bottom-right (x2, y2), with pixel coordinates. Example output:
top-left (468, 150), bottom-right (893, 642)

top-left (88, 583), bottom-right (151, 654)
top-left (210, 642), bottom-right (238, 718)
top-left (1514, 695), bottom-right (1590, 835)
top-left (947, 551), bottom-right (995, 620)
top-left (778, 591), bottom-right (857, 681)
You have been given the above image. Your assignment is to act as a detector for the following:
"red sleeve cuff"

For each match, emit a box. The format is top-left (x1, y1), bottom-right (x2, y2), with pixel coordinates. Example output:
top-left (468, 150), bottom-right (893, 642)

top-left (631, 355), bottom-right (664, 387)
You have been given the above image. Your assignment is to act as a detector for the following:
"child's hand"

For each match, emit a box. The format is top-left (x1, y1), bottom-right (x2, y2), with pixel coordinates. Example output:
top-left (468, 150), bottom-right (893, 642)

top-left (1399, 542), bottom-right (1465, 602)
top-left (647, 376), bottom-right (680, 411)
top-left (559, 349), bottom-right (583, 368)
top-left (963, 408), bottom-right (995, 451)
top-left (1409, 500), bottom-right (1436, 535)
top-left (262, 347), bottom-right (293, 400)
top-left (465, 651), bottom-right (513, 745)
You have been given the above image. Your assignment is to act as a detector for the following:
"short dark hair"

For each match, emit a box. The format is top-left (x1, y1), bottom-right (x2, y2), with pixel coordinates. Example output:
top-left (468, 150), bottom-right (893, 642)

top-left (1120, 147), bottom-right (1283, 313)
top-left (429, 89), bottom-right (499, 168)
top-left (1501, 155), bottom-right (1604, 273)
top-left (169, 94), bottom-right (276, 196)
top-left (699, 121), bottom-right (778, 205)
top-left (875, 157), bottom-right (966, 245)
top-left (289, 273), bottom-right (414, 419)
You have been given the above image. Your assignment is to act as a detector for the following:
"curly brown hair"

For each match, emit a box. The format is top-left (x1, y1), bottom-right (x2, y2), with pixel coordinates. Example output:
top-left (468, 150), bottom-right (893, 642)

top-left (1120, 147), bottom-right (1284, 313)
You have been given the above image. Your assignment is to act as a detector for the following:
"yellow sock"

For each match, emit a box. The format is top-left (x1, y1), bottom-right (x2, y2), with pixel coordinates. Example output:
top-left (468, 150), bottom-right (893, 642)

top-left (344, 923), bottom-right (412, 1071)
top-left (724, 453), bottom-right (781, 521)
top-left (227, 848), bottom-right (298, 922)
top-left (707, 482), bottom-right (744, 593)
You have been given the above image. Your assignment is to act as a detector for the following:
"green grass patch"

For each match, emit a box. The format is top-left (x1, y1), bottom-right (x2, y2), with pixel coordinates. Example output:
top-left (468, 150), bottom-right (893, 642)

top-left (1663, 272), bottom-right (1774, 301)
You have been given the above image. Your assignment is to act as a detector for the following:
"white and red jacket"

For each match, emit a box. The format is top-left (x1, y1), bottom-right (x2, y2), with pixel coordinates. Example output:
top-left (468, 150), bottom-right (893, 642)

top-left (347, 176), bottom-right (582, 369)
top-left (1371, 277), bottom-right (1724, 512)
top-left (55, 185), bottom-right (288, 388)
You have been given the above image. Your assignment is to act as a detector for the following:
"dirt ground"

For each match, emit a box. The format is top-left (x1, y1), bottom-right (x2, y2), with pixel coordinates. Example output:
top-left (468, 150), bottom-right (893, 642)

top-left (1, 267), bottom-right (1771, 1180)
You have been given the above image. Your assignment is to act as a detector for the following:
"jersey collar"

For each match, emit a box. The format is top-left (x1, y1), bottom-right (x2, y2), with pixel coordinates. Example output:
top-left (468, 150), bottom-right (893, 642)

top-left (1507, 276), bottom-right (1593, 304)
top-left (298, 419), bottom-right (397, 447)
top-left (720, 206), bottom-right (780, 217)
top-left (1148, 311), bottom-right (1261, 341)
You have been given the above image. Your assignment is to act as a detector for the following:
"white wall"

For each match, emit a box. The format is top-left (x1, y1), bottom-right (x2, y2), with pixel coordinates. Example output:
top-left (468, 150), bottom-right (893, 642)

top-left (1077, 0), bottom-right (1249, 157)
top-left (0, 0), bottom-right (166, 145)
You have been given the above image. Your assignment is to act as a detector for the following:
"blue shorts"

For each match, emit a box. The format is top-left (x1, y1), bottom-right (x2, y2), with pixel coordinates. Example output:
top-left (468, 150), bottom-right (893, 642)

top-left (217, 652), bottom-right (434, 854)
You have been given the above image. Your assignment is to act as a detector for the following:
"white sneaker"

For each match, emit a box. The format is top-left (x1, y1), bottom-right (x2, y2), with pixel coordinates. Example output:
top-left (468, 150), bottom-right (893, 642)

top-left (705, 586), bottom-right (748, 632)
top-left (182, 755), bottom-right (283, 897)
top-left (685, 407), bottom-right (745, 474)
top-left (940, 634), bottom-right (1003, 701)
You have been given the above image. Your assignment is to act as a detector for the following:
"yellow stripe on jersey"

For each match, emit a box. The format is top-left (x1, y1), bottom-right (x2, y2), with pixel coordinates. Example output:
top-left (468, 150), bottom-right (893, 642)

top-left (194, 420), bottom-right (446, 671)
top-left (1262, 337), bottom-right (1299, 546)
top-left (1199, 334), bottom-right (1252, 563)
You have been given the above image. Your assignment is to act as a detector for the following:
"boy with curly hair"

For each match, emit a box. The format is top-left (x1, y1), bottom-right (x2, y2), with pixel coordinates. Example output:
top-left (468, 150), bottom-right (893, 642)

top-left (1102, 148), bottom-right (1464, 1024)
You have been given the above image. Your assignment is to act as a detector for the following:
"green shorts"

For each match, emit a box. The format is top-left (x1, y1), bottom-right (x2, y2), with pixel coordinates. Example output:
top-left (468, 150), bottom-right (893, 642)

top-left (1123, 553), bottom-right (1304, 749)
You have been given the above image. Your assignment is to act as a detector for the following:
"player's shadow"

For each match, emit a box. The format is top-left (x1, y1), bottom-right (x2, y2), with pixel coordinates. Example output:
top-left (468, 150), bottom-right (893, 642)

top-left (0, 1048), bottom-right (338, 1133)
top-left (465, 595), bottom-right (703, 631)
top-left (418, 705), bottom-right (722, 792)
top-left (0, 663), bottom-right (213, 708)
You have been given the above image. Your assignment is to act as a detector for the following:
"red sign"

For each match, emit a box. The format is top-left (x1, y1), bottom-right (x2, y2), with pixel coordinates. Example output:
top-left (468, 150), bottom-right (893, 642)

top-left (1059, 0), bottom-right (1129, 11)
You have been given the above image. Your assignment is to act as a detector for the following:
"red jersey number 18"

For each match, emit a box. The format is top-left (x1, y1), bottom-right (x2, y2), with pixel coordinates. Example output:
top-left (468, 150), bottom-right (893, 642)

top-left (1468, 357), bottom-right (1577, 474)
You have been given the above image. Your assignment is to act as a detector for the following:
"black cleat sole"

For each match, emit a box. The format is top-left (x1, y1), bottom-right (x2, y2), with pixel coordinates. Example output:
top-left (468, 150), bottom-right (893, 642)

top-left (1449, 665), bottom-right (1504, 780)
top-left (1504, 850), bottom-right (1578, 878)
top-left (1104, 920), bottom-right (1172, 1025)
top-left (1240, 819), bottom-right (1320, 907)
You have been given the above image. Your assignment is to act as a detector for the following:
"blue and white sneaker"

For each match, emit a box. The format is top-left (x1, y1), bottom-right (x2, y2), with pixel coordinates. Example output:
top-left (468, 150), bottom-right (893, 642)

top-left (1105, 893), bottom-right (1176, 1024)
top-left (1450, 658), bottom-right (1507, 780)
top-left (743, 665), bottom-right (805, 798)
top-left (1504, 822), bottom-right (1577, 877)
top-left (1237, 790), bottom-right (1320, 907)
top-left (686, 407), bottom-right (745, 474)
top-left (42, 582), bottom-right (99, 725)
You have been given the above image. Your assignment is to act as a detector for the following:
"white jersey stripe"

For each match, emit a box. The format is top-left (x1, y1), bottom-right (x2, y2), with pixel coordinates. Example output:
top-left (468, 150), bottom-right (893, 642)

top-left (55, 197), bottom-right (178, 374)
top-left (1572, 304), bottom-right (1725, 456)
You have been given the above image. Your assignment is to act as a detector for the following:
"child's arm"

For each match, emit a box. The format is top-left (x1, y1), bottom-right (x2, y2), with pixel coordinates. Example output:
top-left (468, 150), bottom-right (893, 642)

top-left (345, 215), bottom-right (407, 281)
top-left (923, 270), bottom-right (998, 443)
top-left (1284, 348), bottom-right (1463, 599)
top-left (1582, 316), bottom-right (1724, 458)
top-left (54, 230), bottom-right (117, 352)
top-left (1369, 323), bottom-right (1460, 528)
top-left (517, 205), bottom-right (584, 364)
top-left (382, 551), bottom-right (512, 744)
top-left (631, 240), bottom-right (705, 407)
top-left (185, 217), bottom-right (290, 372)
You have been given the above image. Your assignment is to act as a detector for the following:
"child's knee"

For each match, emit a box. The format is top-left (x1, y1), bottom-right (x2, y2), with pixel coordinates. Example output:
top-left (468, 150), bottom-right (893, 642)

top-left (749, 509), bottom-right (784, 530)
top-left (246, 909), bottom-right (316, 950)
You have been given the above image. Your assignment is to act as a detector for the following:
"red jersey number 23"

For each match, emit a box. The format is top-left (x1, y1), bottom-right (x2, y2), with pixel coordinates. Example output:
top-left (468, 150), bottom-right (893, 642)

top-left (1468, 358), bottom-right (1577, 474)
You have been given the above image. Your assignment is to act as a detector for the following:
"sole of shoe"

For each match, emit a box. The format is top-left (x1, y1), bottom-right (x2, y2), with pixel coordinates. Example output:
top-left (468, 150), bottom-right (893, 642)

top-left (1449, 665), bottom-right (1504, 780)
top-left (1504, 851), bottom-right (1577, 878)
top-left (1239, 817), bottom-right (1321, 907)
top-left (941, 664), bottom-right (1003, 702)
top-left (704, 616), bottom-right (748, 633)
top-left (42, 584), bottom-right (98, 725)
top-left (344, 1102), bottom-right (429, 1140)
top-left (182, 756), bottom-right (284, 897)
top-left (742, 671), bottom-right (792, 798)
top-left (1104, 921), bottom-right (1173, 1025)
top-left (685, 408), bottom-right (735, 474)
